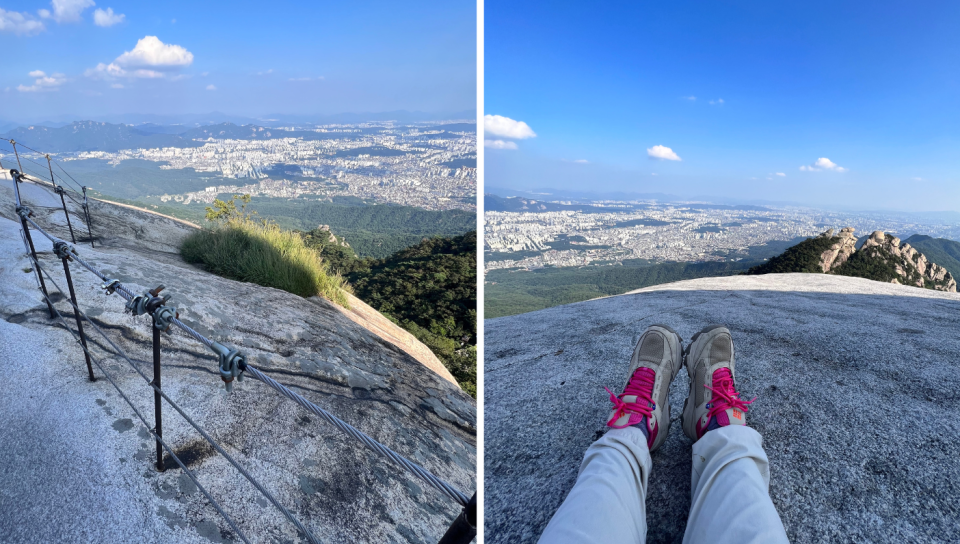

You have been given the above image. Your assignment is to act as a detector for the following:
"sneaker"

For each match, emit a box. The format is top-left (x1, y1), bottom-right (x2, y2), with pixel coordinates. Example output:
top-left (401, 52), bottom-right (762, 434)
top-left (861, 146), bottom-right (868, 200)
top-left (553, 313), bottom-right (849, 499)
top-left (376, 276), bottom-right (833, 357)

top-left (681, 325), bottom-right (755, 441)
top-left (605, 324), bottom-right (683, 452)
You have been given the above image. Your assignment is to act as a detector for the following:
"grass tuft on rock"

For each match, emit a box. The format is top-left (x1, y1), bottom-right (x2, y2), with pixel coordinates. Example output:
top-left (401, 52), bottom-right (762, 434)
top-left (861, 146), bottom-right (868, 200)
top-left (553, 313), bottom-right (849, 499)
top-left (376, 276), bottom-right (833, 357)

top-left (180, 195), bottom-right (349, 307)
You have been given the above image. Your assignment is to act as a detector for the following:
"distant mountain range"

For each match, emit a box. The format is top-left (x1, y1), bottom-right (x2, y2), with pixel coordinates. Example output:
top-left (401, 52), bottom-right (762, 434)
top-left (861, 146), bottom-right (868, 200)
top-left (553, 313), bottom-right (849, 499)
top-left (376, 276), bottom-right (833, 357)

top-left (1, 120), bottom-right (476, 154)
top-left (484, 193), bottom-right (770, 213)
top-left (0, 110), bottom-right (476, 130)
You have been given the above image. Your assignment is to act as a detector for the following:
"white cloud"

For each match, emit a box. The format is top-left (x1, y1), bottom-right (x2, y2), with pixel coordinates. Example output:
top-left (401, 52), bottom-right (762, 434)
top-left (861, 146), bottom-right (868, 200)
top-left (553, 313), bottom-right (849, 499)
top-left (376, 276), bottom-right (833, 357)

top-left (38, 9), bottom-right (51, 18)
top-left (200, 71), bottom-right (209, 76)
top-left (647, 145), bottom-right (681, 161)
top-left (255, 69), bottom-right (273, 76)
top-left (50, 0), bottom-right (95, 23)
top-left (289, 76), bottom-right (323, 81)
top-left (0, 8), bottom-right (46, 36)
top-left (484, 114), bottom-right (537, 139)
top-left (17, 70), bottom-right (67, 92)
top-left (651, 173), bottom-right (658, 176)
top-left (573, 159), bottom-right (588, 164)
top-left (484, 139), bottom-right (518, 150)
top-left (206, 84), bottom-right (216, 91)
top-left (775, 172), bottom-right (786, 177)
top-left (800, 157), bottom-right (846, 172)
top-left (912, 177), bottom-right (923, 181)
top-left (709, 98), bottom-right (725, 105)
top-left (86, 36), bottom-right (194, 81)
top-left (93, 7), bottom-right (125, 27)
top-left (110, 83), bottom-right (123, 88)
top-left (683, 96), bottom-right (696, 101)
top-left (115, 36), bottom-right (193, 69)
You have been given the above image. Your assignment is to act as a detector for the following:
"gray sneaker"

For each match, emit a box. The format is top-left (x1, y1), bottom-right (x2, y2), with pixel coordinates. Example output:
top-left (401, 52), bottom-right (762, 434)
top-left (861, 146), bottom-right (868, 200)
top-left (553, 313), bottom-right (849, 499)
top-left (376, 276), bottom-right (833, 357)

top-left (681, 325), bottom-right (754, 442)
top-left (606, 324), bottom-right (683, 452)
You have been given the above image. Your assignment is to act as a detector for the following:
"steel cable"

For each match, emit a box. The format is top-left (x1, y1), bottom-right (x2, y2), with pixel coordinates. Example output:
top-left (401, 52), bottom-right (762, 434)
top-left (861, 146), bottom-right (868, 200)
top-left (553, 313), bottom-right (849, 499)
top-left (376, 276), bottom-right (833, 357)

top-left (29, 252), bottom-right (319, 544)
top-left (245, 365), bottom-right (471, 505)
top-left (23, 256), bottom-right (251, 544)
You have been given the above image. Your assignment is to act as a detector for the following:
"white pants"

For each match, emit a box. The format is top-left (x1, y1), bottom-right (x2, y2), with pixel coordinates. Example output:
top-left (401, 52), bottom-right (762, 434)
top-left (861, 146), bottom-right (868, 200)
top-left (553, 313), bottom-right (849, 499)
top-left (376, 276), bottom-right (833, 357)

top-left (539, 426), bottom-right (789, 544)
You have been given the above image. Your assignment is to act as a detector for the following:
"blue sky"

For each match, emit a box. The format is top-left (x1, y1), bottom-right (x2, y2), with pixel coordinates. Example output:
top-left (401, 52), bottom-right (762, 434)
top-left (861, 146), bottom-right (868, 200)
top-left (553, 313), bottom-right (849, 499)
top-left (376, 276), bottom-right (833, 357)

top-left (485, 1), bottom-right (960, 212)
top-left (2, 0), bottom-right (476, 120)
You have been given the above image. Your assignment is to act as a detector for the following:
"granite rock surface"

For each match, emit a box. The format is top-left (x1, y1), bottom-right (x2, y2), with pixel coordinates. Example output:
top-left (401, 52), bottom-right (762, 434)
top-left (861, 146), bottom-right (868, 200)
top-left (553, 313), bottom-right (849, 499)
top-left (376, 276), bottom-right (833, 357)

top-left (485, 274), bottom-right (960, 543)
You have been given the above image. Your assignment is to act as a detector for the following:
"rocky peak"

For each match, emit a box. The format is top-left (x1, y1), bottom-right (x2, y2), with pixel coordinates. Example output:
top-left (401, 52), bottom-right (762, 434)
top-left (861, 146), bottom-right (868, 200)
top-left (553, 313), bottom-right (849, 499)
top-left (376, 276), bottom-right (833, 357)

top-left (822, 228), bottom-right (957, 292)
top-left (818, 227), bottom-right (857, 272)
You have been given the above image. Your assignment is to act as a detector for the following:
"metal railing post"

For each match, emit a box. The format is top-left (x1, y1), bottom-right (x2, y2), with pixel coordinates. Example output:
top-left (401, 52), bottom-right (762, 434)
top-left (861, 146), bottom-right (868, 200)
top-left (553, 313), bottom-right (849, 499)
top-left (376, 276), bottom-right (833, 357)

top-left (58, 249), bottom-right (96, 381)
top-left (152, 323), bottom-right (165, 472)
top-left (81, 186), bottom-right (95, 248)
top-left (438, 492), bottom-right (477, 544)
top-left (47, 154), bottom-right (77, 244)
top-left (10, 140), bottom-right (23, 172)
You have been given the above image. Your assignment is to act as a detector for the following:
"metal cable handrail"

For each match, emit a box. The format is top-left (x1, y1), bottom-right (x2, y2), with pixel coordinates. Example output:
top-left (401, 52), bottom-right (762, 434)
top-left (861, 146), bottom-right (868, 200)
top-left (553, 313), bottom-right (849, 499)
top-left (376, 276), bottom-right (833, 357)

top-left (24, 256), bottom-right (251, 544)
top-left (19, 209), bottom-right (471, 506)
top-left (29, 253), bottom-right (320, 544)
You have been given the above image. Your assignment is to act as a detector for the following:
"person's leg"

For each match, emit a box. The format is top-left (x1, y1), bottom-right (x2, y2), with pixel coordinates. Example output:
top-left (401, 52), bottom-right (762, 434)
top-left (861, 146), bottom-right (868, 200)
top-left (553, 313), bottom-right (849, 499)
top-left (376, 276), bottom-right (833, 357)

top-left (685, 426), bottom-right (788, 544)
top-left (539, 325), bottom-right (685, 544)
top-left (538, 427), bottom-right (651, 543)
top-left (680, 325), bottom-right (788, 544)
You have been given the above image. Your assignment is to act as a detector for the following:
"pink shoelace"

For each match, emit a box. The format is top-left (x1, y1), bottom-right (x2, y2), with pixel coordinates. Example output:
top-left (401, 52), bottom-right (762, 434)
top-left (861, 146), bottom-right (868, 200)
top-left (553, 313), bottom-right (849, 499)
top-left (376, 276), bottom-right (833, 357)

top-left (703, 367), bottom-right (755, 424)
top-left (605, 367), bottom-right (656, 429)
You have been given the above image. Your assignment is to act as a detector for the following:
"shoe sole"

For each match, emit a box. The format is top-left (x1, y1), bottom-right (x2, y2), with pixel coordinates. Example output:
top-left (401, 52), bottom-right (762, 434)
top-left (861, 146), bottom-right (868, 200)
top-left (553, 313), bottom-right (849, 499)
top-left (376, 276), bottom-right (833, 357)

top-left (681, 324), bottom-right (731, 441)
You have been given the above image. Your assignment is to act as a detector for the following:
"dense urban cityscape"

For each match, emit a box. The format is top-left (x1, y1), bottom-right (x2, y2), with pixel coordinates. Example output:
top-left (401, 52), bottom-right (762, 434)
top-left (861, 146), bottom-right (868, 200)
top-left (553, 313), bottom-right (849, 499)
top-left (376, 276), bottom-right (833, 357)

top-left (63, 122), bottom-right (477, 211)
top-left (485, 197), bottom-right (960, 273)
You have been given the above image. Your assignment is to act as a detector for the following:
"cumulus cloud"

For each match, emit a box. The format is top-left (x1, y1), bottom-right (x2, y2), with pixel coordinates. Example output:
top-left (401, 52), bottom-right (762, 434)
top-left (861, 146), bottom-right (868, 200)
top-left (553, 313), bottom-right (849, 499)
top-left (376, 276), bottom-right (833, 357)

top-left (800, 157), bottom-right (846, 172)
top-left (93, 7), bottom-right (125, 27)
top-left (0, 8), bottom-right (46, 36)
top-left (775, 172), bottom-right (786, 177)
top-left (484, 139), bottom-right (518, 150)
top-left (709, 98), bottom-right (725, 105)
top-left (49, 0), bottom-right (95, 23)
top-left (647, 145), bottom-right (681, 161)
top-left (206, 84), bottom-right (216, 91)
top-left (484, 114), bottom-right (536, 139)
top-left (115, 36), bottom-right (193, 68)
top-left (86, 36), bottom-right (194, 80)
top-left (17, 70), bottom-right (66, 92)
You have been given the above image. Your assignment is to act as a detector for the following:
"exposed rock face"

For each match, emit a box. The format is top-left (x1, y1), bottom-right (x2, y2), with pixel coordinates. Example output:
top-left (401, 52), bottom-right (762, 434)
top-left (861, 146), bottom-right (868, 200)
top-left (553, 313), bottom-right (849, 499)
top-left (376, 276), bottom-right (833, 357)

top-left (485, 274), bottom-right (960, 544)
top-left (856, 230), bottom-right (957, 292)
top-left (817, 227), bottom-right (857, 272)
top-left (813, 228), bottom-right (956, 293)
top-left (0, 180), bottom-right (474, 542)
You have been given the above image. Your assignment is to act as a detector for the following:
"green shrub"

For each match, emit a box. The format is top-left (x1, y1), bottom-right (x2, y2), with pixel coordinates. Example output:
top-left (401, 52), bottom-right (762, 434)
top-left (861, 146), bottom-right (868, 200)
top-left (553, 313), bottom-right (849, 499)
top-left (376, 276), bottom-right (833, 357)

top-left (180, 195), bottom-right (348, 307)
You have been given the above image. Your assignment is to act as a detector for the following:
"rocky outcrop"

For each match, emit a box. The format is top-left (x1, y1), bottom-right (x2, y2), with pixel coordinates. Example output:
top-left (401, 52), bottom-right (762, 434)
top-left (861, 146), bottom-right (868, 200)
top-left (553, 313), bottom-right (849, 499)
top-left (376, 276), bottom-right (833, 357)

top-left (817, 227), bottom-right (857, 272)
top-left (485, 274), bottom-right (960, 543)
top-left (854, 230), bottom-right (957, 292)
top-left (807, 228), bottom-right (956, 293)
top-left (0, 180), bottom-right (474, 542)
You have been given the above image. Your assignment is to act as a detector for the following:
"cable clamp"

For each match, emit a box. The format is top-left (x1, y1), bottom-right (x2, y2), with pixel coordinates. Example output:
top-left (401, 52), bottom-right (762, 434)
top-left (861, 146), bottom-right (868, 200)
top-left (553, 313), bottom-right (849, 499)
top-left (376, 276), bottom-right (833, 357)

top-left (153, 306), bottom-right (179, 334)
top-left (15, 205), bottom-right (32, 219)
top-left (210, 341), bottom-right (246, 392)
top-left (126, 285), bottom-right (169, 317)
top-left (54, 185), bottom-right (65, 195)
top-left (53, 241), bottom-right (75, 260)
top-left (100, 279), bottom-right (122, 295)
top-left (10, 169), bottom-right (23, 183)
